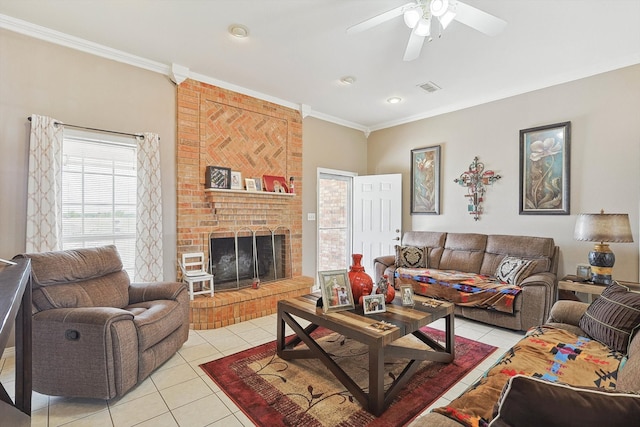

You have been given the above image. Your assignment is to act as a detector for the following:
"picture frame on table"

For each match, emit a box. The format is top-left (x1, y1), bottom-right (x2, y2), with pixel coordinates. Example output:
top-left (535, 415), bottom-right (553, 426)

top-left (318, 269), bottom-right (354, 313)
top-left (263, 175), bottom-right (289, 193)
top-left (230, 171), bottom-right (243, 190)
top-left (245, 178), bottom-right (257, 192)
top-left (363, 294), bottom-right (386, 315)
top-left (205, 166), bottom-right (231, 189)
top-left (519, 122), bottom-right (571, 215)
top-left (400, 285), bottom-right (415, 306)
top-left (411, 145), bottom-right (441, 214)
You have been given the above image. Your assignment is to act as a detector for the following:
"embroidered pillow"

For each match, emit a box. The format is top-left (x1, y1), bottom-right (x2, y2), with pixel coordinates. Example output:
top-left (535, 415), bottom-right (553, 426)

top-left (395, 245), bottom-right (428, 269)
top-left (579, 282), bottom-right (640, 354)
top-left (495, 256), bottom-right (534, 285)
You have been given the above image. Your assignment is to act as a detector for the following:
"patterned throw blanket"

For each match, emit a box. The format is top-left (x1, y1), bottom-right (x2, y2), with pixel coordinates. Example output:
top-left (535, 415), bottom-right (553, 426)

top-left (395, 268), bottom-right (521, 314)
top-left (433, 326), bottom-right (624, 427)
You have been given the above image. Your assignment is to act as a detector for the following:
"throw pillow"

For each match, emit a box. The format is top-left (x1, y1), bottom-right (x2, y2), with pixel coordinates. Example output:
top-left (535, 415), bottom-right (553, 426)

top-left (495, 256), bottom-right (534, 285)
top-left (395, 245), bottom-right (428, 269)
top-left (579, 282), bottom-right (640, 354)
top-left (490, 375), bottom-right (640, 427)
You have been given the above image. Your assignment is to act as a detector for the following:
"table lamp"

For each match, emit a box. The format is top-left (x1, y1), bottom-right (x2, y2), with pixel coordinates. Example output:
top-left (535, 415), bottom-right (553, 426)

top-left (574, 210), bottom-right (634, 284)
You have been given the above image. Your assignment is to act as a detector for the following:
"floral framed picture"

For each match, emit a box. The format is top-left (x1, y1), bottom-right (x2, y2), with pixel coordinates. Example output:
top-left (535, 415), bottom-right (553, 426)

top-left (519, 122), bottom-right (571, 215)
top-left (411, 145), bottom-right (441, 214)
top-left (318, 270), bottom-right (354, 313)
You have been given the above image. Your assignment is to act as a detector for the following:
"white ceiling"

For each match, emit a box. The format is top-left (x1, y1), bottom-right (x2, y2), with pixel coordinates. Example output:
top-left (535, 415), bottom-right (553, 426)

top-left (1, 0), bottom-right (639, 132)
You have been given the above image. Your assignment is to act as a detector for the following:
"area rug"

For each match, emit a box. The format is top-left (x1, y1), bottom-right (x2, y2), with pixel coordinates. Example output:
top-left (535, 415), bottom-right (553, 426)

top-left (200, 326), bottom-right (496, 427)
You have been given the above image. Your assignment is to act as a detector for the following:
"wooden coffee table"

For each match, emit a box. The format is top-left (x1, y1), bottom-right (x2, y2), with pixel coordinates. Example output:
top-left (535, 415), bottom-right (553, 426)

top-left (276, 293), bottom-right (455, 416)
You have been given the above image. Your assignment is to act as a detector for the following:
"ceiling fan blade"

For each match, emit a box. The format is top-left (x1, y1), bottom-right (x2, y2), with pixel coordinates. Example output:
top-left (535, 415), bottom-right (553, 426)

top-left (347, 2), bottom-right (416, 34)
top-left (454, 1), bottom-right (507, 36)
top-left (403, 28), bottom-right (426, 61)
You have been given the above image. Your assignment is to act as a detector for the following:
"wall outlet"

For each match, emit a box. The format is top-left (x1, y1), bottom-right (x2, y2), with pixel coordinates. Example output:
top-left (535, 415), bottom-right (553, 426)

top-left (307, 213), bottom-right (316, 221)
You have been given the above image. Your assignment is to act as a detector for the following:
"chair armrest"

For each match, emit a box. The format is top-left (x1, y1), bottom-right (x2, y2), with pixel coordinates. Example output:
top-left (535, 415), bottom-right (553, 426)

top-left (33, 306), bottom-right (133, 324)
top-left (128, 281), bottom-right (187, 304)
top-left (547, 300), bottom-right (589, 326)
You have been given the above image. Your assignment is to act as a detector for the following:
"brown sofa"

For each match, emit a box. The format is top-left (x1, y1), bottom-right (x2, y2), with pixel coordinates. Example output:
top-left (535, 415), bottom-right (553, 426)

top-left (15, 245), bottom-right (189, 399)
top-left (416, 298), bottom-right (640, 426)
top-left (374, 231), bottom-right (559, 331)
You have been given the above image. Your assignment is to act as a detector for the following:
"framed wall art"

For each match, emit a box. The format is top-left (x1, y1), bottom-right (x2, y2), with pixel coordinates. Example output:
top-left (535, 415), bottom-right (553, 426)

top-left (263, 175), bottom-right (288, 193)
top-left (230, 171), bottom-right (243, 190)
top-left (411, 145), bottom-right (441, 214)
top-left (205, 166), bottom-right (231, 189)
top-left (318, 270), bottom-right (354, 313)
top-left (519, 122), bottom-right (571, 215)
top-left (245, 178), bottom-right (257, 192)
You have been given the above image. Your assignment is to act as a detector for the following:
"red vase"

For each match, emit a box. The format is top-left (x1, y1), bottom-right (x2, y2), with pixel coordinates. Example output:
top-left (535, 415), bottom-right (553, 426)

top-left (348, 254), bottom-right (373, 305)
top-left (376, 274), bottom-right (395, 304)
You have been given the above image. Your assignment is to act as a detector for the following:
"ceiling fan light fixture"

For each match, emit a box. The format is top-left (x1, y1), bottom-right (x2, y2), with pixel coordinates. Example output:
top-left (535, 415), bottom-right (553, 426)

top-left (414, 17), bottom-right (431, 37)
top-left (429, 0), bottom-right (449, 17)
top-left (403, 6), bottom-right (422, 29)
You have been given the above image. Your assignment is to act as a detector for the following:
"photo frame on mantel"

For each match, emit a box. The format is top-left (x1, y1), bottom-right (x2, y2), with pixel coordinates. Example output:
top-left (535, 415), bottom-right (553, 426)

top-left (411, 145), bottom-right (441, 214)
top-left (519, 122), bottom-right (571, 215)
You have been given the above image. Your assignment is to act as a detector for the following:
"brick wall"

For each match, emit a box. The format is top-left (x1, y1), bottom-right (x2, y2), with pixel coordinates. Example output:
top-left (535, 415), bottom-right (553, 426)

top-left (176, 79), bottom-right (303, 279)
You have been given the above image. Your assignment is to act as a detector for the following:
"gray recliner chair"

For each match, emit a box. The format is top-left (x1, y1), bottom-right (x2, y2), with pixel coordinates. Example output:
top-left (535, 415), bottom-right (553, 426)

top-left (15, 245), bottom-right (189, 399)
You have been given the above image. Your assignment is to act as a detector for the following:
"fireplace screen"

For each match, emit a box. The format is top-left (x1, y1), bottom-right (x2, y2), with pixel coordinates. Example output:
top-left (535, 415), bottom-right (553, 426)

top-left (209, 228), bottom-right (291, 291)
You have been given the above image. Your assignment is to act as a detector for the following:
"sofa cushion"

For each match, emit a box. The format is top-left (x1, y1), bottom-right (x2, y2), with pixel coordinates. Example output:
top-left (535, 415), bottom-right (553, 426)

top-left (495, 256), bottom-right (534, 285)
top-left (490, 375), bottom-right (640, 427)
top-left (395, 245), bottom-right (428, 268)
top-left (579, 282), bottom-right (640, 354)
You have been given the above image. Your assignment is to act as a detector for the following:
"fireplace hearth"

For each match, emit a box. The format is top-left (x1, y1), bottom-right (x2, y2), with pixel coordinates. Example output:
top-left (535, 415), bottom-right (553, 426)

top-left (209, 228), bottom-right (291, 291)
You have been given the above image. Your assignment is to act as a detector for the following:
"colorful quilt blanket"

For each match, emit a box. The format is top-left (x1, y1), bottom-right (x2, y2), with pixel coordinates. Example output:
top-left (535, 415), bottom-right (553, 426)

top-left (433, 326), bottom-right (624, 427)
top-left (395, 268), bottom-right (521, 314)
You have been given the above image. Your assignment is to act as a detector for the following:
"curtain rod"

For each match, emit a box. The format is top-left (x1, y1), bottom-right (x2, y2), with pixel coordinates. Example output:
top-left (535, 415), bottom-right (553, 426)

top-left (27, 116), bottom-right (146, 139)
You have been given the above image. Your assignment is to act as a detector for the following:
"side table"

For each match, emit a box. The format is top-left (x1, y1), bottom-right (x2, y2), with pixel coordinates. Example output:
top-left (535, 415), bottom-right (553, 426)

top-left (558, 277), bottom-right (640, 303)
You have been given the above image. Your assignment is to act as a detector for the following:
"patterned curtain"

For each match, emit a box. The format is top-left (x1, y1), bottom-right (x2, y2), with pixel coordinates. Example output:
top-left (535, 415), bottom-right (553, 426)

top-left (26, 115), bottom-right (63, 253)
top-left (135, 132), bottom-right (164, 281)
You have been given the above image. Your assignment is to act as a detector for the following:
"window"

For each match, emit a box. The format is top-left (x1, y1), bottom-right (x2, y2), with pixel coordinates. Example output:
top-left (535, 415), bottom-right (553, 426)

top-left (61, 130), bottom-right (137, 279)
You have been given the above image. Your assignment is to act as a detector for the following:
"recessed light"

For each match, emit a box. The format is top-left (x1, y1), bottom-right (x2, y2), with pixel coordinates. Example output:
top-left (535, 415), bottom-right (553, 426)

top-left (340, 76), bottom-right (356, 85)
top-left (228, 24), bottom-right (249, 38)
top-left (387, 97), bottom-right (402, 104)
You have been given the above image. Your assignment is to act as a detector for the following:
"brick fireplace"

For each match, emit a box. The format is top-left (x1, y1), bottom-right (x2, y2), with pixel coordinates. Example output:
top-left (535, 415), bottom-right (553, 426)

top-left (176, 79), bottom-right (312, 329)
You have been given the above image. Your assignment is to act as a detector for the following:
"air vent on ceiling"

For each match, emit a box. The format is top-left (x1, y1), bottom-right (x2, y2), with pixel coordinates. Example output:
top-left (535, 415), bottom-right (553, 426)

top-left (418, 81), bottom-right (441, 93)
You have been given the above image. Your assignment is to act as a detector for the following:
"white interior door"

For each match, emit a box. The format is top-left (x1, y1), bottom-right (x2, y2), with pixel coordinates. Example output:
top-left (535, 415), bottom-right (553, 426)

top-left (353, 174), bottom-right (402, 272)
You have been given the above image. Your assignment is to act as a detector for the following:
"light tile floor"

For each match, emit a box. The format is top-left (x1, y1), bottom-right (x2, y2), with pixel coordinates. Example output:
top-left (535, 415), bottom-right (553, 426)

top-left (0, 314), bottom-right (524, 426)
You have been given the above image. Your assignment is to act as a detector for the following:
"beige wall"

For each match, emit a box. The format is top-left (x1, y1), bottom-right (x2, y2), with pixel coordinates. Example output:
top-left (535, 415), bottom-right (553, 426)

top-left (368, 64), bottom-right (640, 282)
top-left (0, 29), bottom-right (177, 279)
top-left (301, 117), bottom-right (368, 278)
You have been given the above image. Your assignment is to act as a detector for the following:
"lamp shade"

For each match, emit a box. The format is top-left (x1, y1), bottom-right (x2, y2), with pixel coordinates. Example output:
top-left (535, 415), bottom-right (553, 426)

top-left (574, 212), bottom-right (634, 243)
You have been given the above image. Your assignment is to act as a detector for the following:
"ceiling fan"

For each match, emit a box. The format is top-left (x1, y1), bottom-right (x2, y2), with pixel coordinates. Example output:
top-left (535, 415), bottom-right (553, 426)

top-left (347, 0), bottom-right (507, 61)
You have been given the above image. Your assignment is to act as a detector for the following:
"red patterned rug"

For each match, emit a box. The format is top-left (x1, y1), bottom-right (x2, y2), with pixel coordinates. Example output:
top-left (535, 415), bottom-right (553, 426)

top-left (200, 326), bottom-right (496, 427)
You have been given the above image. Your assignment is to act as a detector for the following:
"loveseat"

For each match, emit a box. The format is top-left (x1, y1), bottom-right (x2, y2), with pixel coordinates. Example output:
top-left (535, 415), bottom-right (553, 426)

top-left (374, 231), bottom-right (559, 331)
top-left (14, 245), bottom-right (190, 399)
top-left (416, 285), bottom-right (640, 426)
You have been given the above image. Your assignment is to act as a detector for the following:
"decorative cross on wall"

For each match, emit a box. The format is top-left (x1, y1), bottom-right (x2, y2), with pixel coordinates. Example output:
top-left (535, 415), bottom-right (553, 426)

top-left (454, 156), bottom-right (502, 221)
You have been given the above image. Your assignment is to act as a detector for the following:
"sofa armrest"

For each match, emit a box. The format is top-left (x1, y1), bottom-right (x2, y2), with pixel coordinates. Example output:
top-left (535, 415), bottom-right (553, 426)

top-left (515, 272), bottom-right (557, 330)
top-left (373, 255), bottom-right (396, 283)
top-left (128, 281), bottom-right (187, 304)
top-left (547, 300), bottom-right (589, 326)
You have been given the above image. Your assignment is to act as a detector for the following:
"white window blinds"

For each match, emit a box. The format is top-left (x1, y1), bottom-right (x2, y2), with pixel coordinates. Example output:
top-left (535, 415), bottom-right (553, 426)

top-left (61, 130), bottom-right (137, 279)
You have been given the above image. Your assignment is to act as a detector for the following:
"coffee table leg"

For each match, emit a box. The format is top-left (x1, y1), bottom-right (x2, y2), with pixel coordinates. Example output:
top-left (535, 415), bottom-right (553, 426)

top-left (446, 313), bottom-right (455, 358)
top-left (369, 346), bottom-right (385, 416)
